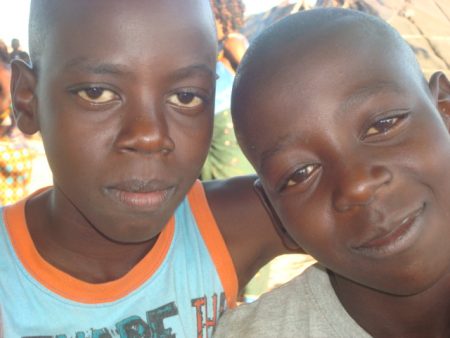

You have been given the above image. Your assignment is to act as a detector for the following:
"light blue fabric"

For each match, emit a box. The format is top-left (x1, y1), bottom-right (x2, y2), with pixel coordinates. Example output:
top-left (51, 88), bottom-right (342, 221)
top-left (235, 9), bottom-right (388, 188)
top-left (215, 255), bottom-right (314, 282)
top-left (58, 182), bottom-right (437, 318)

top-left (0, 195), bottom-right (227, 337)
top-left (214, 62), bottom-right (234, 115)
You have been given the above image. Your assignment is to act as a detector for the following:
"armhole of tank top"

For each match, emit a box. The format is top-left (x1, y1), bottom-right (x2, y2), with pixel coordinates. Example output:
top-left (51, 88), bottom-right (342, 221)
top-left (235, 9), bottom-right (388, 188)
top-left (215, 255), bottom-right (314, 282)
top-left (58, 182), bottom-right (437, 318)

top-left (187, 180), bottom-right (238, 309)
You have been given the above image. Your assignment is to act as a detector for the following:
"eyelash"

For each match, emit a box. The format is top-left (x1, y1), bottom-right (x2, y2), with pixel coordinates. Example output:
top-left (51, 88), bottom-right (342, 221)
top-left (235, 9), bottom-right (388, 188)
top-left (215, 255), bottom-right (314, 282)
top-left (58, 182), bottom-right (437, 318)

top-left (69, 85), bottom-right (120, 105)
top-left (166, 89), bottom-right (209, 111)
top-left (274, 113), bottom-right (409, 193)
top-left (69, 86), bottom-right (210, 110)
top-left (362, 112), bottom-right (409, 140)
top-left (278, 163), bottom-right (320, 192)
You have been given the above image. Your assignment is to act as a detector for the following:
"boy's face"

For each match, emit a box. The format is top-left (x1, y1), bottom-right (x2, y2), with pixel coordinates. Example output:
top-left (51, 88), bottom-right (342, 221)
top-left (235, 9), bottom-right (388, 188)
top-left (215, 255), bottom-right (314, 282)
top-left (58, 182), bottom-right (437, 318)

top-left (29, 0), bottom-right (216, 242)
top-left (242, 31), bottom-right (450, 296)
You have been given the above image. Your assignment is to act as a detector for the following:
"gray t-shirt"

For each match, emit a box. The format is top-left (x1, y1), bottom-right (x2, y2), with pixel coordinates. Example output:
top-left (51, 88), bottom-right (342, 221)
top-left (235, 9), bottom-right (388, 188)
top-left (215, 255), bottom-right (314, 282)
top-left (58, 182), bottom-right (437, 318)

top-left (214, 264), bottom-right (372, 338)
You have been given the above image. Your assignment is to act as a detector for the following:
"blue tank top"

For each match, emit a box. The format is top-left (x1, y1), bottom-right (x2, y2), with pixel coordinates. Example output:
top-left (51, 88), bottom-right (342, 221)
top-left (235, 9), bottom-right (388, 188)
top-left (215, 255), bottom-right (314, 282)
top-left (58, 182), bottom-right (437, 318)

top-left (0, 180), bottom-right (237, 337)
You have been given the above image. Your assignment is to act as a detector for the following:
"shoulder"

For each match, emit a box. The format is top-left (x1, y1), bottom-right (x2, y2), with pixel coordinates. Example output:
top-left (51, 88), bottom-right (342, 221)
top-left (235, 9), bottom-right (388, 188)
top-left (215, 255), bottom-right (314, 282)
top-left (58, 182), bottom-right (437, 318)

top-left (214, 265), bottom-right (320, 337)
top-left (215, 264), bottom-right (373, 338)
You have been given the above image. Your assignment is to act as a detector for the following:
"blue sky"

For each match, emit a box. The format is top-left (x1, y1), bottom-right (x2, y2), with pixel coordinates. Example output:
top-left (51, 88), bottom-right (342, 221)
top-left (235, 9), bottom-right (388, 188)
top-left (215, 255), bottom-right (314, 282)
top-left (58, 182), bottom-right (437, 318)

top-left (0, 0), bottom-right (287, 51)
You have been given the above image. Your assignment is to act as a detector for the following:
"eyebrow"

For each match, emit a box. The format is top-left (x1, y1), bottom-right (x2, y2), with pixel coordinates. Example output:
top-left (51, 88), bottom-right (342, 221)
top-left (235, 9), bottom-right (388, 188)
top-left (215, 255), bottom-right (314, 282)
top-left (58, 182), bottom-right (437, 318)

top-left (167, 64), bottom-right (216, 82)
top-left (259, 82), bottom-right (404, 168)
top-left (339, 82), bottom-right (404, 113)
top-left (63, 58), bottom-right (215, 82)
top-left (260, 133), bottom-right (304, 170)
top-left (63, 57), bottom-right (131, 76)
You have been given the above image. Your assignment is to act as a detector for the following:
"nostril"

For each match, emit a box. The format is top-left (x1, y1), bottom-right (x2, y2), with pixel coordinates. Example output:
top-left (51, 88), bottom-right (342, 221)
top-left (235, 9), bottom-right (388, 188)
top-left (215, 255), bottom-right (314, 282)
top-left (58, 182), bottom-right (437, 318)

top-left (332, 165), bottom-right (392, 213)
top-left (371, 165), bottom-right (392, 183)
top-left (114, 113), bottom-right (174, 154)
top-left (161, 138), bottom-right (175, 155)
top-left (333, 192), bottom-right (352, 213)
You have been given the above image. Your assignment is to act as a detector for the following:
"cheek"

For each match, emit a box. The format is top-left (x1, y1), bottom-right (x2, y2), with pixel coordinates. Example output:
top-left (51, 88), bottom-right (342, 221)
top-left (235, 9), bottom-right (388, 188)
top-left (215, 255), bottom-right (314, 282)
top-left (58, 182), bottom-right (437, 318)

top-left (39, 111), bottom-right (111, 186)
top-left (404, 118), bottom-right (450, 197)
top-left (276, 199), bottom-right (336, 253)
top-left (171, 113), bottom-right (213, 165)
top-left (42, 127), bottom-right (105, 188)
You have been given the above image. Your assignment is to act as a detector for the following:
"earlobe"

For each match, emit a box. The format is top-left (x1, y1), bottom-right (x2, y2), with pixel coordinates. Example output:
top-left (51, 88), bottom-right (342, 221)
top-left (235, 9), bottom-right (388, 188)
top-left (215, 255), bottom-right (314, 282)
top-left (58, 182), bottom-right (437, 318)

top-left (429, 71), bottom-right (450, 130)
top-left (11, 59), bottom-right (39, 135)
top-left (253, 179), bottom-right (301, 251)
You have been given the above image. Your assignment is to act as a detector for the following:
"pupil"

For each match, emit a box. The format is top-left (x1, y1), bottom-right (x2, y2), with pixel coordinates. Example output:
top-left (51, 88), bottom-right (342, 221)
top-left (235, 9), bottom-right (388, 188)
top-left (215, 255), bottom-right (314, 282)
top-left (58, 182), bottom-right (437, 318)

top-left (378, 118), bottom-right (394, 131)
top-left (86, 88), bottom-right (103, 99)
top-left (177, 92), bottom-right (194, 104)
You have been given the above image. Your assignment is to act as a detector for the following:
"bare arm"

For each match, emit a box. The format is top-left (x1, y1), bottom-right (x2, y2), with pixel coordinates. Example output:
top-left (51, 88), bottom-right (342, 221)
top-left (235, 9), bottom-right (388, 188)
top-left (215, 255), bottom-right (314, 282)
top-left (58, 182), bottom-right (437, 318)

top-left (204, 176), bottom-right (302, 290)
top-left (222, 33), bottom-right (248, 73)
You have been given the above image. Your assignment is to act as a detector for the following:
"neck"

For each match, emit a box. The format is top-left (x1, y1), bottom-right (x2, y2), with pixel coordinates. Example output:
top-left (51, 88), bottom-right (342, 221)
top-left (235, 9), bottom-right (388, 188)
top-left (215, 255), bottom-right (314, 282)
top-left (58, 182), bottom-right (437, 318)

top-left (330, 270), bottom-right (450, 337)
top-left (26, 188), bottom-right (159, 283)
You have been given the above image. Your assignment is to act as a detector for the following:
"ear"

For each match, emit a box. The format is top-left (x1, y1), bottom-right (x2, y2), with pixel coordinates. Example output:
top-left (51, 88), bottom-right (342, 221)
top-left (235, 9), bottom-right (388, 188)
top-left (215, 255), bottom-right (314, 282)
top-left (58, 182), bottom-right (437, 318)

top-left (10, 59), bottom-right (39, 135)
top-left (253, 179), bottom-right (301, 251)
top-left (429, 71), bottom-right (450, 130)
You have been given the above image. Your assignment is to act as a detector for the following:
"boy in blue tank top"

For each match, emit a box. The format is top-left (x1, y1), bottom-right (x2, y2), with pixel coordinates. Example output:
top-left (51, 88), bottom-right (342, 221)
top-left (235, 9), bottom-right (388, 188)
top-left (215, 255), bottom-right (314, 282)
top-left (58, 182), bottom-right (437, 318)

top-left (0, 1), bottom-right (292, 336)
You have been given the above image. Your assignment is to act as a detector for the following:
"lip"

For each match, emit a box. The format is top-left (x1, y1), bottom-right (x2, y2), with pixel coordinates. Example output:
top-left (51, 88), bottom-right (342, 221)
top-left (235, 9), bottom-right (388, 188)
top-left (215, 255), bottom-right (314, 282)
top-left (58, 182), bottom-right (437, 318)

top-left (105, 179), bottom-right (175, 210)
top-left (351, 204), bottom-right (425, 258)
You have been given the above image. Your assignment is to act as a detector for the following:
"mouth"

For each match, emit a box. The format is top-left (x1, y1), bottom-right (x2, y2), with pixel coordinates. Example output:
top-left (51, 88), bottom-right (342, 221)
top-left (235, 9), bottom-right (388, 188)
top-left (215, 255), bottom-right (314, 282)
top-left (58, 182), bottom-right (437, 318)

top-left (105, 179), bottom-right (176, 211)
top-left (352, 204), bottom-right (425, 258)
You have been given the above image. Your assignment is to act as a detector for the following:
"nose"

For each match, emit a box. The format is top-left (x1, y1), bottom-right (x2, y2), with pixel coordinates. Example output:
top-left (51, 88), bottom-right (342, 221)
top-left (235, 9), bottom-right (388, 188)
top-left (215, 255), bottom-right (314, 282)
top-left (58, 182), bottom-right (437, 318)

top-left (114, 104), bottom-right (175, 155)
top-left (332, 162), bottom-right (392, 212)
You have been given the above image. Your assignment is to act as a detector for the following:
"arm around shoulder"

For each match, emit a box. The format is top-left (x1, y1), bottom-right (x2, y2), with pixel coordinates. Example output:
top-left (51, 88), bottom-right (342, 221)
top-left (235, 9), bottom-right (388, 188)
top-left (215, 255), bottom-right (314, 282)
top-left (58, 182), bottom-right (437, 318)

top-left (204, 176), bottom-right (302, 289)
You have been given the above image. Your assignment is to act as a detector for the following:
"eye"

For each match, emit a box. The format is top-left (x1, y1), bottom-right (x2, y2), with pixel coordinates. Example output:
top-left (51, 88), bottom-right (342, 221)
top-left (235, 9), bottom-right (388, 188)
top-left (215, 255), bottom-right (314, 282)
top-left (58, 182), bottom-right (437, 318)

top-left (363, 113), bottom-right (408, 139)
top-left (167, 91), bottom-right (205, 109)
top-left (280, 164), bottom-right (320, 192)
top-left (76, 87), bottom-right (119, 104)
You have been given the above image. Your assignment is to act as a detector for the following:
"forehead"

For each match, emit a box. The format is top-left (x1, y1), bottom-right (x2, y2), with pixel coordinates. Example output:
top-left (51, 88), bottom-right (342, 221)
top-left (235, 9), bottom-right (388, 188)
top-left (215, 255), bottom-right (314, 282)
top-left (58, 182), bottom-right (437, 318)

top-left (39, 0), bottom-right (216, 74)
top-left (239, 29), bottom-right (426, 166)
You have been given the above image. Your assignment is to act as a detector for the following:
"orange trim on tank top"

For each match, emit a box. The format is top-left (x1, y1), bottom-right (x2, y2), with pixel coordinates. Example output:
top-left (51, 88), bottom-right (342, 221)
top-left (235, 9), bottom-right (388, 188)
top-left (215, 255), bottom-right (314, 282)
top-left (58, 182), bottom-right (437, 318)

top-left (188, 180), bottom-right (238, 309)
top-left (3, 189), bottom-right (174, 304)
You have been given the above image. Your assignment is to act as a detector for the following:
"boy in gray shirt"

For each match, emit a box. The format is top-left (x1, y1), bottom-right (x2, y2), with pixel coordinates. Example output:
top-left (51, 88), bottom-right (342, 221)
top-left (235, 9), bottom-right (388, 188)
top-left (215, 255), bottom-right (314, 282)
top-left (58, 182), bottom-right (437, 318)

top-left (215, 8), bottom-right (450, 337)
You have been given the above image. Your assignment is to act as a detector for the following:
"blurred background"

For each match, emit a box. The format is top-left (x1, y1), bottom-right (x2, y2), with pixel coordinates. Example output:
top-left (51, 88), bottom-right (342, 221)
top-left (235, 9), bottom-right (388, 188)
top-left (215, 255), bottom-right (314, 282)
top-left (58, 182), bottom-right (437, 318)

top-left (1, 0), bottom-right (449, 302)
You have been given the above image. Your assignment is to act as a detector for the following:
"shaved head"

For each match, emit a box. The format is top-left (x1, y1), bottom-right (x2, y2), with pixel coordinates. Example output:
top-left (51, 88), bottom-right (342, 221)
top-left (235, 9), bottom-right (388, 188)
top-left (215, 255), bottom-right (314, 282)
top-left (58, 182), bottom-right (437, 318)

top-left (29, 0), bottom-right (54, 69)
top-left (232, 8), bottom-right (426, 156)
top-left (28, 0), bottom-right (215, 71)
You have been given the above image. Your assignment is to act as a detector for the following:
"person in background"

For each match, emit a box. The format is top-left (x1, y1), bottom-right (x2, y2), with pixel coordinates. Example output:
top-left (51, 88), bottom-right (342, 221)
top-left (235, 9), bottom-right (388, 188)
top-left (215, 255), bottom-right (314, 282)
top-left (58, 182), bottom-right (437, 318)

top-left (212, 0), bottom-right (248, 73)
top-left (0, 40), bottom-right (34, 206)
top-left (201, 0), bottom-right (253, 180)
top-left (9, 38), bottom-right (30, 64)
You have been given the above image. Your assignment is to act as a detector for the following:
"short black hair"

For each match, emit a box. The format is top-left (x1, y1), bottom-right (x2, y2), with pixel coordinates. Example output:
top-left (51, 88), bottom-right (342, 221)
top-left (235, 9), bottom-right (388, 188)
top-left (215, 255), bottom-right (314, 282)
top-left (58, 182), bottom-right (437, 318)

top-left (231, 8), bottom-right (426, 148)
top-left (28, 0), bottom-right (54, 70)
top-left (238, 8), bottom-right (418, 77)
top-left (234, 8), bottom-right (424, 103)
top-left (29, 0), bottom-right (216, 71)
